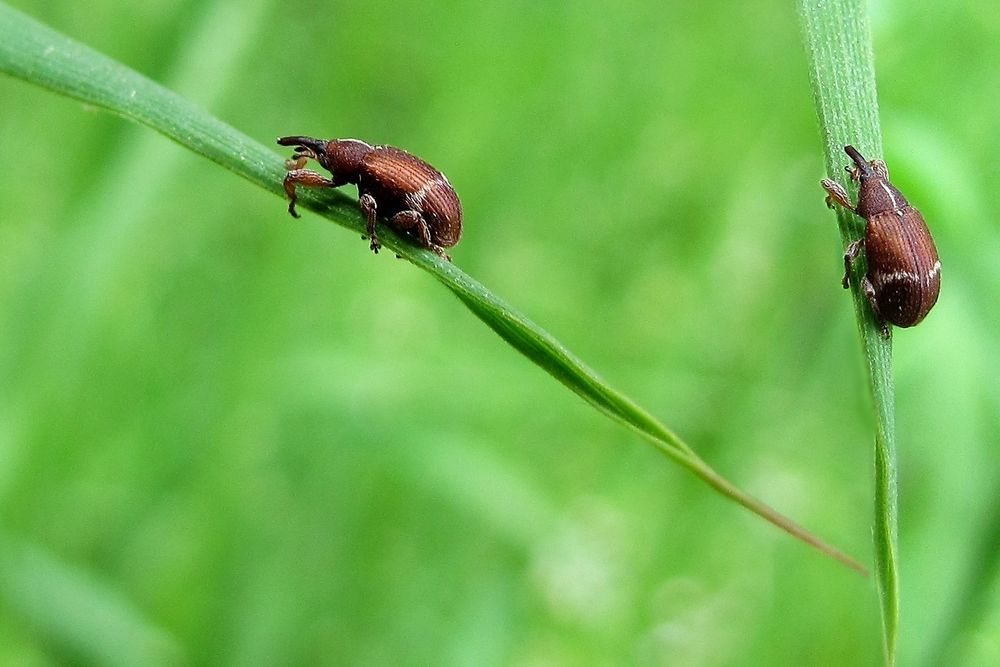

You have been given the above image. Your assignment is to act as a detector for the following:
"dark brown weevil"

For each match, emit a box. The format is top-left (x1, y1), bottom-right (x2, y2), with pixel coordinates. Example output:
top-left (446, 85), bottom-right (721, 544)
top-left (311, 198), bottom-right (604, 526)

top-left (821, 145), bottom-right (940, 337)
top-left (277, 136), bottom-right (462, 260)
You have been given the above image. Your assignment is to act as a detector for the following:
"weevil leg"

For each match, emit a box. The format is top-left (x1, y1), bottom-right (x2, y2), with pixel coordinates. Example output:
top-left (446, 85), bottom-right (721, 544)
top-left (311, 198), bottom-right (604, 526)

top-left (285, 151), bottom-right (318, 171)
top-left (283, 169), bottom-right (335, 218)
top-left (842, 238), bottom-right (864, 289)
top-left (388, 210), bottom-right (451, 261)
top-left (388, 211), bottom-right (430, 246)
top-left (859, 276), bottom-right (890, 338)
top-left (821, 179), bottom-right (854, 211)
top-left (359, 193), bottom-right (380, 254)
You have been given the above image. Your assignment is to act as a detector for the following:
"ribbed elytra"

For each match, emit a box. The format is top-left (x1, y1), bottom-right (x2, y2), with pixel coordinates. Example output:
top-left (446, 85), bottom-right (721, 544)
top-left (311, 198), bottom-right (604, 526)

top-left (821, 145), bottom-right (940, 337)
top-left (277, 136), bottom-right (463, 260)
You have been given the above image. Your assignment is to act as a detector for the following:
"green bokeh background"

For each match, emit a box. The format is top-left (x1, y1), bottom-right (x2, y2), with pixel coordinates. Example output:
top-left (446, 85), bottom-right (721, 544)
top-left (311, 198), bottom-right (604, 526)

top-left (1, 1), bottom-right (998, 665)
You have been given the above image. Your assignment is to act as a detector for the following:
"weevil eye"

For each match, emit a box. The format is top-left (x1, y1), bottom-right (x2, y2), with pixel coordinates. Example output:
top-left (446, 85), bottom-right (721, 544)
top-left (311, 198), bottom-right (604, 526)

top-left (871, 160), bottom-right (889, 179)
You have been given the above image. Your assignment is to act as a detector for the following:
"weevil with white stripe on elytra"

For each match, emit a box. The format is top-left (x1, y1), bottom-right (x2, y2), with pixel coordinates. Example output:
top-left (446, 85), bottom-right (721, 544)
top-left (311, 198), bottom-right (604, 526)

top-left (822, 145), bottom-right (941, 337)
top-left (278, 136), bottom-right (463, 261)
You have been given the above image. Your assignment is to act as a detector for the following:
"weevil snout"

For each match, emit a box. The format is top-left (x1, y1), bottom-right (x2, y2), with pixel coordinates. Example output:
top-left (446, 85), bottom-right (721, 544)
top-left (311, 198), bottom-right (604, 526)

top-left (843, 146), bottom-right (890, 183)
top-left (277, 135), bottom-right (329, 157)
top-left (844, 145), bottom-right (875, 180)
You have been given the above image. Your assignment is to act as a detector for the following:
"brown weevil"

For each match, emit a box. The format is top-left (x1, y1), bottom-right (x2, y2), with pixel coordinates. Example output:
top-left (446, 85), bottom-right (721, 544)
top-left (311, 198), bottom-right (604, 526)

top-left (277, 136), bottom-right (463, 260)
top-left (821, 145), bottom-right (940, 337)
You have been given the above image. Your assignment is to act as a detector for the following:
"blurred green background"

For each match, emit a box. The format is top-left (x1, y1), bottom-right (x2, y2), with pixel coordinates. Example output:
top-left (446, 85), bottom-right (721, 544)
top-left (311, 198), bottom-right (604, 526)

top-left (1, 0), bottom-right (998, 665)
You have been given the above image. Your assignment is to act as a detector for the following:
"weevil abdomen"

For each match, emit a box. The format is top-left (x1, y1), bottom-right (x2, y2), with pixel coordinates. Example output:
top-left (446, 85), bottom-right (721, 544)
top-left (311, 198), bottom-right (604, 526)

top-left (864, 209), bottom-right (941, 327)
top-left (359, 147), bottom-right (463, 248)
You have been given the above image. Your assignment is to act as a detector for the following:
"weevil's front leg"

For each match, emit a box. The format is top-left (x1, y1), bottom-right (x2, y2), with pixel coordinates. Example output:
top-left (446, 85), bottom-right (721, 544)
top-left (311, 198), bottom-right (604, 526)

top-left (821, 178), bottom-right (854, 211)
top-left (283, 169), bottom-right (336, 218)
top-left (285, 149), bottom-right (317, 171)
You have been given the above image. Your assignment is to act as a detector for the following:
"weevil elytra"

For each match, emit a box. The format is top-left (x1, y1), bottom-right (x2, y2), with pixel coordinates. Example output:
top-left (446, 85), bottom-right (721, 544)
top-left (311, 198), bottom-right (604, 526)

top-left (821, 145), bottom-right (940, 337)
top-left (277, 136), bottom-right (462, 260)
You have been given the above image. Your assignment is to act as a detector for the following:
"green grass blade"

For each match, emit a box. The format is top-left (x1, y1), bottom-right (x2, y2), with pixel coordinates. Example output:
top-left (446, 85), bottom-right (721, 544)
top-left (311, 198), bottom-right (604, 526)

top-left (0, 2), bottom-right (865, 574)
top-left (0, 533), bottom-right (182, 665)
top-left (798, 0), bottom-right (898, 661)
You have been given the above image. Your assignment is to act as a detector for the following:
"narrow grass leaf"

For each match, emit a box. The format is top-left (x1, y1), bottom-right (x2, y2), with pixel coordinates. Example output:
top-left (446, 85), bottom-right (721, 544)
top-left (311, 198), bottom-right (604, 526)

top-left (0, 2), bottom-right (864, 575)
top-left (798, 0), bottom-right (899, 662)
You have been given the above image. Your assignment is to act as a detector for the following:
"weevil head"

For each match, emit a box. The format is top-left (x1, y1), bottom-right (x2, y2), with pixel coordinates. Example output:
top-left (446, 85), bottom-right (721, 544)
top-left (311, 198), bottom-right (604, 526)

top-left (843, 145), bottom-right (909, 217)
top-left (277, 136), bottom-right (373, 183)
top-left (844, 146), bottom-right (890, 183)
top-left (844, 145), bottom-right (876, 181)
